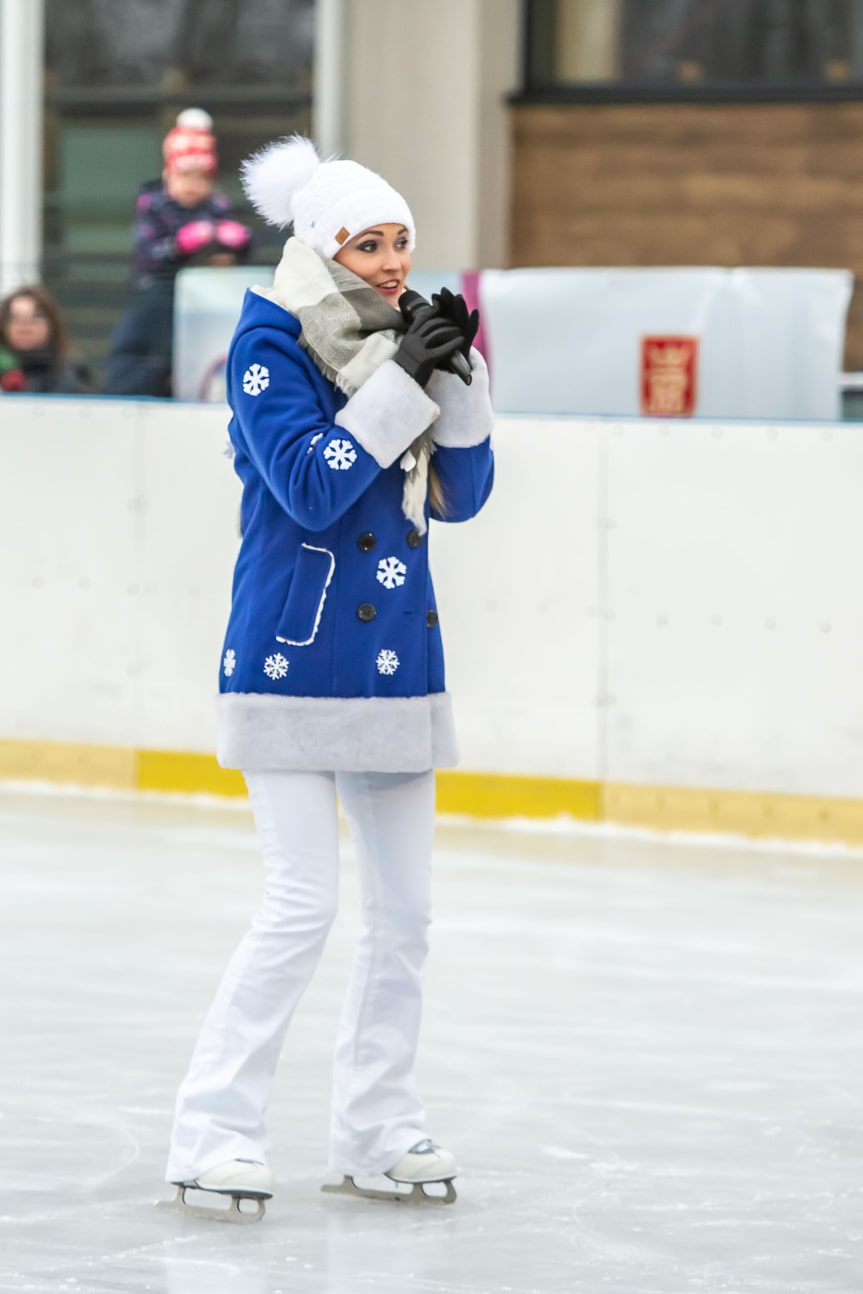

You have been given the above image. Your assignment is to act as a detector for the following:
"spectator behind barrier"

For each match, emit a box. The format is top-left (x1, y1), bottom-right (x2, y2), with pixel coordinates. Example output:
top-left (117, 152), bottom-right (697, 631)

top-left (104, 108), bottom-right (253, 398)
top-left (0, 284), bottom-right (92, 395)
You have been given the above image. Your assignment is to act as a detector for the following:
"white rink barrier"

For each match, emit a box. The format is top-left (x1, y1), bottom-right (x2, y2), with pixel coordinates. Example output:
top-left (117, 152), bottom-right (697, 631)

top-left (2, 397), bottom-right (863, 833)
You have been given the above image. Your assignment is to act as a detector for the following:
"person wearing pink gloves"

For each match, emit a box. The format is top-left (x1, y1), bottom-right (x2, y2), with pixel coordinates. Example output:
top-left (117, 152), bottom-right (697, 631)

top-left (104, 109), bottom-right (253, 397)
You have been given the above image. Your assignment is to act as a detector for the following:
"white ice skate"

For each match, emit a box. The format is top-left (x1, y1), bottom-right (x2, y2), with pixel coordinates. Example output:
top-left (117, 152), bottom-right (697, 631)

top-left (156, 1158), bottom-right (275, 1224)
top-left (322, 1139), bottom-right (458, 1205)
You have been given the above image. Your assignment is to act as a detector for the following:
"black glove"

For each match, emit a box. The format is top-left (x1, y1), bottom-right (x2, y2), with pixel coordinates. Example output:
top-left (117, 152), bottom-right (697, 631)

top-left (394, 310), bottom-right (464, 389)
top-left (430, 287), bottom-right (479, 361)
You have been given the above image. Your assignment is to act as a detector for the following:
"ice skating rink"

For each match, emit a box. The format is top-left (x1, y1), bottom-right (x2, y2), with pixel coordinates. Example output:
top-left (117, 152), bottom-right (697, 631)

top-left (1, 789), bottom-right (861, 1294)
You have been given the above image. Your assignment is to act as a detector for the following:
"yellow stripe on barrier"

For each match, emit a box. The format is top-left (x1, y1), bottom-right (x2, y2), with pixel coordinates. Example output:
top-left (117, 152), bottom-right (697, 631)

top-left (604, 781), bottom-right (863, 846)
top-left (435, 770), bottom-right (601, 821)
top-left (0, 738), bottom-right (136, 789)
top-left (2, 737), bottom-right (863, 846)
top-left (136, 748), bottom-right (246, 798)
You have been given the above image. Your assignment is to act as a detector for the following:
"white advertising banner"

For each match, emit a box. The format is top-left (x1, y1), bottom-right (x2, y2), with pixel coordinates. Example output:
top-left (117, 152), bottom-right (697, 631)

top-left (172, 266), bottom-right (461, 403)
top-left (173, 266), bottom-right (263, 402)
top-left (481, 267), bottom-right (852, 421)
top-left (173, 265), bottom-right (852, 420)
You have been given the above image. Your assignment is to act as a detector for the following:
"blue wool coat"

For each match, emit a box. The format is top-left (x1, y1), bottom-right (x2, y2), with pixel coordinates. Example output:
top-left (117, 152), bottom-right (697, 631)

top-left (216, 288), bottom-right (495, 772)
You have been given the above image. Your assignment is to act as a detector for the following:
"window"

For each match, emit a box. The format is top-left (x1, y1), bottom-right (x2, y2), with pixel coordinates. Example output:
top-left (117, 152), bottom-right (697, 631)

top-left (45, 0), bottom-right (314, 92)
top-left (41, 0), bottom-right (314, 383)
top-left (524, 0), bottom-right (863, 94)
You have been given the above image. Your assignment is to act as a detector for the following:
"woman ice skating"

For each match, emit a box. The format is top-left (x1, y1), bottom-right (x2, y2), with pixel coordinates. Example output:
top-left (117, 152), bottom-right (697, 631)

top-left (161, 135), bottom-right (495, 1221)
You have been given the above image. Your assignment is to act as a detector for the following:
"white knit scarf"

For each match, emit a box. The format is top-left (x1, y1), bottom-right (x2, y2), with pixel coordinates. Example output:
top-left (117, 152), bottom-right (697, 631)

top-left (261, 236), bottom-right (434, 531)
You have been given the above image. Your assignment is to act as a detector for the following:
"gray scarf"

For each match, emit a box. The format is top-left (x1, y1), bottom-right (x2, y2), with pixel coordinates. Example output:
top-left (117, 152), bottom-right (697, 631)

top-left (261, 237), bottom-right (434, 532)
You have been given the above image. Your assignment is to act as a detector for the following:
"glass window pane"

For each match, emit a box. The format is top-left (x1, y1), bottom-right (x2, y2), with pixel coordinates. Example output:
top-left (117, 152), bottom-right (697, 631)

top-left (41, 0), bottom-right (314, 388)
top-left (526, 0), bottom-right (863, 89)
top-left (554, 0), bottom-right (622, 82)
top-left (45, 0), bottom-right (314, 91)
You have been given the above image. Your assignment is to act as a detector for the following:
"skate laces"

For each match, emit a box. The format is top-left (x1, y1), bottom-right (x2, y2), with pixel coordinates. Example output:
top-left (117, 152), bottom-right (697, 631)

top-left (407, 1138), bottom-right (437, 1155)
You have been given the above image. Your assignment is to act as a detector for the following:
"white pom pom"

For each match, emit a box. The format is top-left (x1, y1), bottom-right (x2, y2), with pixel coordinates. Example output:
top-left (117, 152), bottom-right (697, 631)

top-left (240, 135), bottom-right (321, 229)
top-left (176, 108), bottom-right (213, 130)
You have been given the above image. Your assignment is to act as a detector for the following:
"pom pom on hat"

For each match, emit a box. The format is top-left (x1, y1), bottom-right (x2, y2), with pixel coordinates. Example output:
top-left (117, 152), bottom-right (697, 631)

top-left (240, 135), bottom-right (321, 230)
top-left (240, 134), bottom-right (415, 260)
top-left (176, 108), bottom-right (213, 131)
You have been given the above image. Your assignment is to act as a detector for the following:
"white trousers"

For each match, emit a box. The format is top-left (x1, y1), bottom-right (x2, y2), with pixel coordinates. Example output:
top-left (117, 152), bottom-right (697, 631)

top-left (166, 768), bottom-right (436, 1182)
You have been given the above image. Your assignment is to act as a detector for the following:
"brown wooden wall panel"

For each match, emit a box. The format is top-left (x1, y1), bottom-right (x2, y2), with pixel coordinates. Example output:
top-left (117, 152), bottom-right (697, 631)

top-left (511, 103), bottom-right (863, 368)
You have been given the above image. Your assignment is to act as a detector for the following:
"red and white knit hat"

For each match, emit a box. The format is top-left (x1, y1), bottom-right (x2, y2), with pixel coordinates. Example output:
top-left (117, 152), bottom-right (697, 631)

top-left (240, 135), bottom-right (415, 259)
top-left (163, 108), bottom-right (218, 178)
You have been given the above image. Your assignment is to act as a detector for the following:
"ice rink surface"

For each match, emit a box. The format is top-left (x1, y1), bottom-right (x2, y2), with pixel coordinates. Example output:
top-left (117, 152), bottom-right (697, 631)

top-left (1, 789), bottom-right (861, 1294)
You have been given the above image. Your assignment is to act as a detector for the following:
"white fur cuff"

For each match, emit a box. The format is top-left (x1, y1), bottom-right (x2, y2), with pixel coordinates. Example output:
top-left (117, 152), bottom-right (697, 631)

top-left (426, 349), bottom-right (494, 447)
top-left (217, 691), bottom-right (459, 772)
top-left (335, 360), bottom-right (439, 468)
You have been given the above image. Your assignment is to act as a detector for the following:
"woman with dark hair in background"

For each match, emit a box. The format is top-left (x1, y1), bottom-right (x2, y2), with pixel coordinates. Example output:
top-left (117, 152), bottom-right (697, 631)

top-left (0, 285), bottom-right (91, 395)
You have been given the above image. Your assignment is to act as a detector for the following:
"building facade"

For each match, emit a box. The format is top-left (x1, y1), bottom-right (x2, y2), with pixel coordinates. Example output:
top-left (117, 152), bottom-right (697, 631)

top-left (3, 0), bottom-right (863, 374)
top-left (514, 0), bottom-right (863, 367)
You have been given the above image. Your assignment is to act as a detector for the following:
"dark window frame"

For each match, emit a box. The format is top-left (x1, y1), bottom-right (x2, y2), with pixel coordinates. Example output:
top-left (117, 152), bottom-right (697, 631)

top-left (518, 0), bottom-right (863, 105)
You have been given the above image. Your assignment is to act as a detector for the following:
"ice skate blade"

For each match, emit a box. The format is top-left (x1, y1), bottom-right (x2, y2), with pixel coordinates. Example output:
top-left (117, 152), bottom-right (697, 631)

top-left (156, 1184), bottom-right (268, 1224)
top-left (321, 1176), bottom-right (457, 1206)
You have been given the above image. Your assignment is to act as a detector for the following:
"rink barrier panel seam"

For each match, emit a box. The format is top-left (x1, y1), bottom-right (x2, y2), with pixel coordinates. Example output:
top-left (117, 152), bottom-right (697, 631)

top-left (3, 738), bottom-right (863, 845)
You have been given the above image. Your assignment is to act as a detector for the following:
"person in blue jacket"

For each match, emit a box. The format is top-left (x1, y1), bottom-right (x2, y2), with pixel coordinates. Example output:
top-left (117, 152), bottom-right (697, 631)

top-left (163, 136), bottom-right (494, 1217)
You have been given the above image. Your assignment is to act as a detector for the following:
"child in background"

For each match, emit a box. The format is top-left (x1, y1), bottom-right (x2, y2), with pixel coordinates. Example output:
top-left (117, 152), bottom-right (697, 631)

top-left (104, 109), bottom-right (253, 397)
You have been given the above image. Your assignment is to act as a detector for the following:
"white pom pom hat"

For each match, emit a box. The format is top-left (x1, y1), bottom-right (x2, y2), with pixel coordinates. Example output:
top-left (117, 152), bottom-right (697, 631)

top-left (240, 135), bottom-right (415, 260)
top-left (163, 108), bottom-right (217, 178)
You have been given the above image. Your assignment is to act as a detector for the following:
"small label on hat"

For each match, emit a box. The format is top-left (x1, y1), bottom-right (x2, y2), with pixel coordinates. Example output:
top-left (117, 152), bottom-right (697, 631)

top-left (335, 226), bottom-right (350, 246)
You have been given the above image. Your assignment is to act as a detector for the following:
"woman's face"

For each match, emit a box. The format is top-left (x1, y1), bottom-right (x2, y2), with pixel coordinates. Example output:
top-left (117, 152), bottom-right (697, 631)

top-left (4, 295), bottom-right (51, 352)
top-left (333, 223), bottom-right (412, 304)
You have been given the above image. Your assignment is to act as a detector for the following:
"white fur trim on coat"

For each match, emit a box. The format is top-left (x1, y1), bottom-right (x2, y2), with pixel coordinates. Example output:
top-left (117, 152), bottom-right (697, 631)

top-left (217, 692), bottom-right (459, 772)
top-left (426, 349), bottom-right (495, 448)
top-left (335, 360), bottom-right (439, 469)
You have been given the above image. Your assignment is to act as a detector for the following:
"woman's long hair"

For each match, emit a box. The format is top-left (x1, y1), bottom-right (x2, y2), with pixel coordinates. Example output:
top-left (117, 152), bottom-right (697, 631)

top-left (0, 284), bottom-right (71, 363)
top-left (428, 458), bottom-right (445, 517)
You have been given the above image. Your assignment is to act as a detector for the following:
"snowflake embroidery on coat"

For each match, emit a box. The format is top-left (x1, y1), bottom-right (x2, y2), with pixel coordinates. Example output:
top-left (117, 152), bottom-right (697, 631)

top-left (376, 556), bottom-right (407, 590)
top-left (323, 438), bottom-right (357, 471)
top-left (243, 363), bottom-right (270, 396)
top-left (263, 652), bottom-right (289, 680)
top-left (376, 649), bottom-right (400, 676)
top-left (223, 648), bottom-right (236, 677)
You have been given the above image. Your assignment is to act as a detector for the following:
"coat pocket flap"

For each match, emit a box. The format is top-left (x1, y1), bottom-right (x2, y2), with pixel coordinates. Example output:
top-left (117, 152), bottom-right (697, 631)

top-left (275, 544), bottom-right (335, 646)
